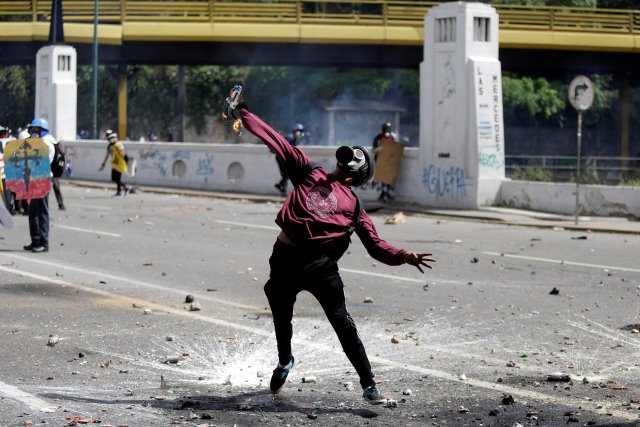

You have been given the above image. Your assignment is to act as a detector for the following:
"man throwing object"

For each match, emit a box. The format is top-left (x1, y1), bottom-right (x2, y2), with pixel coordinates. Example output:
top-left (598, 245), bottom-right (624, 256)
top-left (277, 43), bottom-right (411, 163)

top-left (223, 87), bottom-right (434, 404)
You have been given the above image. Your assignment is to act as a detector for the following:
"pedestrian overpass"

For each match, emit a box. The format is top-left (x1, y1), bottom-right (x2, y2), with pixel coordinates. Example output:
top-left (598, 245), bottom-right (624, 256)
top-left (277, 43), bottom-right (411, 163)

top-left (1, 1), bottom-right (638, 158)
top-left (1, 0), bottom-right (640, 71)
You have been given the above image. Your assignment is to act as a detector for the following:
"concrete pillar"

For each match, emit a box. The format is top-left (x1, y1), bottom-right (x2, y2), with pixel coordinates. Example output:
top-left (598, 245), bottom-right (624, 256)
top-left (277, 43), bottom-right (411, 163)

top-left (35, 44), bottom-right (77, 140)
top-left (619, 73), bottom-right (630, 159)
top-left (118, 72), bottom-right (128, 140)
top-left (418, 2), bottom-right (505, 208)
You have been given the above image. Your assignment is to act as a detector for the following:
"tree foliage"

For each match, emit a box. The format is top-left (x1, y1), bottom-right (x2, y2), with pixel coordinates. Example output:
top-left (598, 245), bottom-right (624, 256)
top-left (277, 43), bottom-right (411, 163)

top-left (502, 74), bottom-right (565, 123)
top-left (0, 65), bottom-right (34, 131)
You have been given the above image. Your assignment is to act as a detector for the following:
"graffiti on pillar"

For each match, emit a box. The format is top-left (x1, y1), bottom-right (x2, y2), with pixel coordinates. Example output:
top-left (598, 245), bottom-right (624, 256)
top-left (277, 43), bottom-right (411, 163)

top-left (477, 150), bottom-right (504, 171)
top-left (422, 164), bottom-right (471, 201)
top-left (474, 62), bottom-right (505, 174)
top-left (434, 53), bottom-right (456, 155)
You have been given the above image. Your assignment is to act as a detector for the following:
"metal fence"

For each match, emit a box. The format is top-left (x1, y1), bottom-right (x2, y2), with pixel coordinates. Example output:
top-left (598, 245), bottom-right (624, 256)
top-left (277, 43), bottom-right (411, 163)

top-left (506, 155), bottom-right (640, 184)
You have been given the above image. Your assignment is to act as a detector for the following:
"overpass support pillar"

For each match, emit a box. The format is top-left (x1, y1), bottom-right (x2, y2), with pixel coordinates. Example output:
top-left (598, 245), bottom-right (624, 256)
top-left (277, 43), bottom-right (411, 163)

top-left (117, 63), bottom-right (128, 140)
top-left (417, 2), bottom-right (505, 209)
top-left (619, 73), bottom-right (630, 162)
top-left (35, 44), bottom-right (77, 140)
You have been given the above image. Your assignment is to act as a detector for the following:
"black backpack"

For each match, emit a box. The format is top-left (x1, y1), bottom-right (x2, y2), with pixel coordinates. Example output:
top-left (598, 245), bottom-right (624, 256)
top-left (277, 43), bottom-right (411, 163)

top-left (51, 142), bottom-right (66, 177)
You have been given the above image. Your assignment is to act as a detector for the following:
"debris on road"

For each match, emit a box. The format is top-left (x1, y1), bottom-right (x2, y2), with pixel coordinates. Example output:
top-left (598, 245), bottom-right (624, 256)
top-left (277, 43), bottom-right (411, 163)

top-left (549, 287), bottom-right (560, 295)
top-left (163, 355), bottom-right (181, 364)
top-left (471, 257), bottom-right (479, 263)
top-left (385, 212), bottom-right (406, 224)
top-left (385, 399), bottom-right (398, 408)
top-left (301, 376), bottom-right (316, 383)
top-left (501, 393), bottom-right (515, 405)
top-left (363, 297), bottom-right (374, 303)
top-left (546, 372), bottom-right (571, 382)
top-left (185, 294), bottom-right (195, 303)
top-left (143, 308), bottom-right (153, 315)
top-left (190, 301), bottom-right (202, 311)
top-left (47, 335), bottom-right (61, 347)
top-left (391, 336), bottom-right (400, 344)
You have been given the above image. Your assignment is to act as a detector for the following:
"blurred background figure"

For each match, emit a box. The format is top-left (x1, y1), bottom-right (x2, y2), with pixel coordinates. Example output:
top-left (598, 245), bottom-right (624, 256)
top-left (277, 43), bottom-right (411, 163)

top-left (274, 123), bottom-right (312, 195)
top-left (0, 125), bottom-right (15, 214)
top-left (372, 122), bottom-right (399, 203)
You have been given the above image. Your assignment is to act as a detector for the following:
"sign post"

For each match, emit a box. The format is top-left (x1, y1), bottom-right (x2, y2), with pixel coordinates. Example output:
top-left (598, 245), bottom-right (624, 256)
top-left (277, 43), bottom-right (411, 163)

top-left (568, 75), bottom-right (594, 225)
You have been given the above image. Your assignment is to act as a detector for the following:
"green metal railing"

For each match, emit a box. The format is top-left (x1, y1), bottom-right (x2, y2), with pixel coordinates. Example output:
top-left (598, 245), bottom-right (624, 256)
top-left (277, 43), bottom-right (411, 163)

top-left (0, 1), bottom-right (639, 34)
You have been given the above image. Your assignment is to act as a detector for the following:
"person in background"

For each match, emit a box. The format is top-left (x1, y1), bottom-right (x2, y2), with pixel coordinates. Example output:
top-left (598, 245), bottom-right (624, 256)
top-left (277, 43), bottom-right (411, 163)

top-left (23, 118), bottom-right (55, 252)
top-left (28, 119), bottom-right (66, 211)
top-left (0, 126), bottom-right (15, 213)
top-left (274, 123), bottom-right (307, 195)
top-left (372, 122), bottom-right (398, 203)
top-left (99, 129), bottom-right (131, 197)
top-left (224, 91), bottom-right (435, 404)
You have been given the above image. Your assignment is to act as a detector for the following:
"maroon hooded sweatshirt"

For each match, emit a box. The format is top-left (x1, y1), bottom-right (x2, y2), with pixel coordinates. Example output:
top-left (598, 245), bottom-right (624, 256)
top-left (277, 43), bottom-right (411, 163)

top-left (240, 108), bottom-right (406, 266)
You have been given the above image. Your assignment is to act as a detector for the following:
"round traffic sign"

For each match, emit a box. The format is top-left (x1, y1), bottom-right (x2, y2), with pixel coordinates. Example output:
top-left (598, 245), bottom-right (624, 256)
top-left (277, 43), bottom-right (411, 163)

top-left (568, 75), bottom-right (594, 111)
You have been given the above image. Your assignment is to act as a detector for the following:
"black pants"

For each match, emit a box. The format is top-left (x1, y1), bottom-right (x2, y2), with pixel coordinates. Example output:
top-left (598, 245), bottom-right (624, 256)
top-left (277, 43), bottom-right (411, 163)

top-left (111, 169), bottom-right (124, 193)
top-left (28, 195), bottom-right (49, 248)
top-left (264, 239), bottom-right (375, 389)
top-left (51, 177), bottom-right (64, 207)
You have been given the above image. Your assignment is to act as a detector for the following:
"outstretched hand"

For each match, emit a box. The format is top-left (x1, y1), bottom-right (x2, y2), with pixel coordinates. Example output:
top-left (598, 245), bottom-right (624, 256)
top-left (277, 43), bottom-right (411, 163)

top-left (403, 252), bottom-right (435, 273)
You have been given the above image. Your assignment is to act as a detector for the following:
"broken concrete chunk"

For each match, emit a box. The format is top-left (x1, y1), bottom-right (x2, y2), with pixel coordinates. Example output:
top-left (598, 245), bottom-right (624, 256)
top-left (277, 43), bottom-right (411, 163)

top-left (46, 335), bottom-right (61, 347)
top-left (546, 372), bottom-right (570, 382)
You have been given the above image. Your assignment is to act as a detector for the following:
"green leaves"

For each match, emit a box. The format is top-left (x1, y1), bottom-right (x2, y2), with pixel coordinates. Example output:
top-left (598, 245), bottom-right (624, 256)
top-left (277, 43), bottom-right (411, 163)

top-left (502, 75), bottom-right (565, 122)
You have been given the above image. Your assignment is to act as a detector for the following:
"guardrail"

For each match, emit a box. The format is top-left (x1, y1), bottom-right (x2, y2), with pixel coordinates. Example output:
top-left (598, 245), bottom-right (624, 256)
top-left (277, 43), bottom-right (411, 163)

top-left (506, 155), bottom-right (640, 183)
top-left (1, 1), bottom-right (639, 35)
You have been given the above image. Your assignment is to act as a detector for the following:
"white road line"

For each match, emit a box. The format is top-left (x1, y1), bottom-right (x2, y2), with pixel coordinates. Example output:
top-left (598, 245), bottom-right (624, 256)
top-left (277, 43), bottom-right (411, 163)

top-left (65, 203), bottom-right (112, 211)
top-left (0, 380), bottom-right (56, 413)
top-left (214, 219), bottom-right (425, 283)
top-left (340, 268), bottom-right (423, 283)
top-left (0, 253), bottom-right (261, 312)
top-left (215, 220), bottom-right (279, 231)
top-left (483, 251), bottom-right (640, 273)
top-left (53, 224), bottom-right (121, 238)
top-left (0, 263), bottom-right (636, 421)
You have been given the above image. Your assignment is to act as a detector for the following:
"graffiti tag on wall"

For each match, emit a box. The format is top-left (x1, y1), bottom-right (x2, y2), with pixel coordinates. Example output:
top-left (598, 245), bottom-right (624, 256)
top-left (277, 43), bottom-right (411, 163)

top-left (196, 154), bottom-right (214, 184)
top-left (137, 147), bottom-right (168, 177)
top-left (422, 164), bottom-right (471, 200)
top-left (477, 150), bottom-right (504, 171)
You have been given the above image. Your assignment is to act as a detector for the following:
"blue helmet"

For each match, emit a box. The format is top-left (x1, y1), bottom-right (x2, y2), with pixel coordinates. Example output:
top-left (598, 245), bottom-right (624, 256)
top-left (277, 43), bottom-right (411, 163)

top-left (30, 117), bottom-right (49, 131)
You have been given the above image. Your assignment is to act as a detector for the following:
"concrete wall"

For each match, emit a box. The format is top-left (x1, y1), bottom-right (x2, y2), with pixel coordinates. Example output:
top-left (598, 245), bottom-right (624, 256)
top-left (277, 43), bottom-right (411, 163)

top-left (499, 180), bottom-right (640, 219)
top-left (63, 140), bottom-right (639, 218)
top-left (63, 140), bottom-right (420, 205)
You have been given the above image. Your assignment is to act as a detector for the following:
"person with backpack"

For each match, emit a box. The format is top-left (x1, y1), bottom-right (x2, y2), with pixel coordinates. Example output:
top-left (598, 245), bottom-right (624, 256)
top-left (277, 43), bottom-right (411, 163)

top-left (223, 87), bottom-right (435, 404)
top-left (22, 118), bottom-right (57, 252)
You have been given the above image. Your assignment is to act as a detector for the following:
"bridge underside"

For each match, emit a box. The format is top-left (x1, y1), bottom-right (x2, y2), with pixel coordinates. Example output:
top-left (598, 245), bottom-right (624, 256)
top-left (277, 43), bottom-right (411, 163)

top-left (1, 41), bottom-right (639, 77)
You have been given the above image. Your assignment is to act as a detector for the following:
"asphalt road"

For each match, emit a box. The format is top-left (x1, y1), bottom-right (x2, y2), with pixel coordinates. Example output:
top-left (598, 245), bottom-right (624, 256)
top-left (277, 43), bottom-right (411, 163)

top-left (0, 183), bottom-right (638, 427)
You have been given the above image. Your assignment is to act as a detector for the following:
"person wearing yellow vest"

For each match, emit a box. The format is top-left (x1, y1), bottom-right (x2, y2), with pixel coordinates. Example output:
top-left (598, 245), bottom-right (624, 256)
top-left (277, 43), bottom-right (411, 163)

top-left (99, 130), bottom-right (131, 197)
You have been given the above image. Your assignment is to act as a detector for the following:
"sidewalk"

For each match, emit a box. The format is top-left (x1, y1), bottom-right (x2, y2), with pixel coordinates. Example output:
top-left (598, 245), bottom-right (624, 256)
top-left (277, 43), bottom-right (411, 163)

top-left (64, 179), bottom-right (640, 235)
